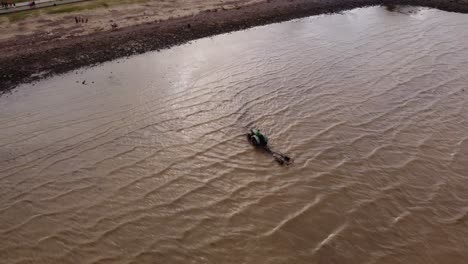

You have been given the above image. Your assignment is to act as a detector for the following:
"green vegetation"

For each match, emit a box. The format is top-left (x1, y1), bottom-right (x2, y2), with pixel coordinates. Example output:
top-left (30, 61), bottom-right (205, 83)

top-left (44, 0), bottom-right (148, 14)
top-left (45, 2), bottom-right (109, 14)
top-left (3, 0), bottom-right (149, 22)
top-left (7, 9), bottom-right (39, 22)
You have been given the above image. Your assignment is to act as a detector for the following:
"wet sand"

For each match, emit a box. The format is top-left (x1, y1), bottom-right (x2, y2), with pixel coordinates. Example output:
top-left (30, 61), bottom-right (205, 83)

top-left (2, 0), bottom-right (468, 92)
top-left (1, 6), bottom-right (468, 263)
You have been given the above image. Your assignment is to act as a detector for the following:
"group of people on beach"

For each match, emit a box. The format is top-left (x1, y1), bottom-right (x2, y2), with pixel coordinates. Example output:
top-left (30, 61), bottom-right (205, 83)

top-left (75, 16), bottom-right (88, 23)
top-left (1, 0), bottom-right (15, 9)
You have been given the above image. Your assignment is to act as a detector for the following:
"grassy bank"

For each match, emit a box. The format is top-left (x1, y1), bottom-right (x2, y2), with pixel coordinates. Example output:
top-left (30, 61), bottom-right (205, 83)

top-left (2, 0), bottom-right (150, 22)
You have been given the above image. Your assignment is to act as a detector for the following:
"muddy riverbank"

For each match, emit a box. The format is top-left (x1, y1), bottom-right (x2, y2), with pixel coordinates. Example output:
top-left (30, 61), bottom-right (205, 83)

top-left (1, 0), bottom-right (468, 92)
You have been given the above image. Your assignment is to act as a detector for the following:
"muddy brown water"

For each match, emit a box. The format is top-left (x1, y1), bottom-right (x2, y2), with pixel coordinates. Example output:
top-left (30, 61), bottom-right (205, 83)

top-left (1, 6), bottom-right (468, 264)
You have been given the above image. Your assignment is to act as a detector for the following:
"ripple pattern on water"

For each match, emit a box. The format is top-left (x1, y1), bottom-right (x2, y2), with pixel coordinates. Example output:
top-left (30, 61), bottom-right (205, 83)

top-left (1, 6), bottom-right (468, 264)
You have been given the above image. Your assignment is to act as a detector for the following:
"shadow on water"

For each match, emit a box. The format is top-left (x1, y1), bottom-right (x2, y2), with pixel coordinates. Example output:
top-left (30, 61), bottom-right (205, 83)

top-left (383, 4), bottom-right (422, 14)
top-left (384, 3), bottom-right (398, 11)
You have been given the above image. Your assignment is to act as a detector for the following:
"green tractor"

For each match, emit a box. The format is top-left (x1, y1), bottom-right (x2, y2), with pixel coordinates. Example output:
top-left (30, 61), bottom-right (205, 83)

top-left (247, 128), bottom-right (293, 166)
top-left (247, 128), bottom-right (269, 147)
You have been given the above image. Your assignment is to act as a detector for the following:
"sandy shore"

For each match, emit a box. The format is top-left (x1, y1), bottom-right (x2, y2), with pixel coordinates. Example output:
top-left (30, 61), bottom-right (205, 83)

top-left (1, 0), bottom-right (468, 92)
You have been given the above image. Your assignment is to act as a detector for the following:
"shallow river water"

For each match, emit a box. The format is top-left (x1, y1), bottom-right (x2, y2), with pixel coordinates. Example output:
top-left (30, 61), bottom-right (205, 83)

top-left (1, 6), bottom-right (468, 264)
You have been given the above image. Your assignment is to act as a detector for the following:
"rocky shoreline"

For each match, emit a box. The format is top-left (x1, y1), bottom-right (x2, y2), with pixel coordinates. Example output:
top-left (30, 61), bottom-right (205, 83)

top-left (1, 0), bottom-right (468, 92)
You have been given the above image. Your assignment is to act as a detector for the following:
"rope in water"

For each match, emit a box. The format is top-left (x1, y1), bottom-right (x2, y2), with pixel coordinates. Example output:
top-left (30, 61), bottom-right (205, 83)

top-left (263, 146), bottom-right (293, 166)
